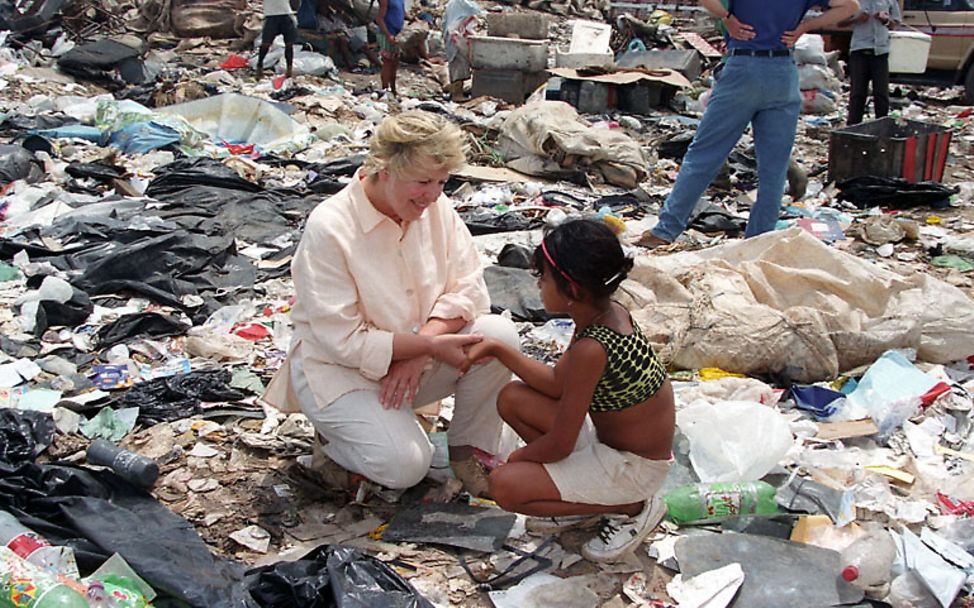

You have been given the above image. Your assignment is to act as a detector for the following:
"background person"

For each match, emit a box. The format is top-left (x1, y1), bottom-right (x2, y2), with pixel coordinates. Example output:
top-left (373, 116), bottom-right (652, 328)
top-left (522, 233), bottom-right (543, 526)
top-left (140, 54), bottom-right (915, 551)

top-left (842, 0), bottom-right (901, 125)
top-left (636, 0), bottom-right (858, 249)
top-left (375, 0), bottom-right (405, 93)
top-left (262, 111), bottom-right (519, 498)
top-left (257, 0), bottom-right (300, 78)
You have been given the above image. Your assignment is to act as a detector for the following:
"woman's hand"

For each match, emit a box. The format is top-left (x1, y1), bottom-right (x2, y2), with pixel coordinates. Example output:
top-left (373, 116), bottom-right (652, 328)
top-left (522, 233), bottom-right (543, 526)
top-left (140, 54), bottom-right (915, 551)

top-left (459, 338), bottom-right (498, 374)
top-left (380, 356), bottom-right (429, 409)
top-left (431, 333), bottom-right (483, 369)
top-left (724, 15), bottom-right (756, 41)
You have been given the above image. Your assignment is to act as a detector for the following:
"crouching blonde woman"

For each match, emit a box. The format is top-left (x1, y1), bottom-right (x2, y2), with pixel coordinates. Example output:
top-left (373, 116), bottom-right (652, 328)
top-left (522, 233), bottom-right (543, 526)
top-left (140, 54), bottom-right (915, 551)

top-left (263, 111), bottom-right (518, 497)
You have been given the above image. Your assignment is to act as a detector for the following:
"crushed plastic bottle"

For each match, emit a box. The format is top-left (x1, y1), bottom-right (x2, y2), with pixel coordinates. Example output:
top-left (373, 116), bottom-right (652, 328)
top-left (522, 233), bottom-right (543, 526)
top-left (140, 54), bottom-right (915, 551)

top-left (840, 523), bottom-right (897, 598)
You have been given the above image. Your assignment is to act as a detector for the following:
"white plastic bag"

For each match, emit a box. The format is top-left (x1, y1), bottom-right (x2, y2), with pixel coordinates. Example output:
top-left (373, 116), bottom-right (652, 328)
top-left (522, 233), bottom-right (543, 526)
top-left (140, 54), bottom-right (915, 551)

top-left (795, 34), bottom-right (827, 65)
top-left (676, 400), bottom-right (794, 483)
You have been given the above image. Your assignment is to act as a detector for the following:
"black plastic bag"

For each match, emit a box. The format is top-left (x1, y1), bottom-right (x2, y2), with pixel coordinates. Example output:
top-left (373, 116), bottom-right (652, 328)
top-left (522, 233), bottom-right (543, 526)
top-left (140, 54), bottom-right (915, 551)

top-left (56, 39), bottom-right (142, 83)
top-left (146, 157), bottom-right (261, 197)
top-left (0, 144), bottom-right (44, 184)
top-left (34, 286), bottom-right (93, 335)
top-left (247, 545), bottom-right (434, 608)
top-left (0, 409), bottom-right (55, 465)
top-left (460, 211), bottom-right (544, 236)
top-left (497, 243), bottom-right (533, 269)
top-left (484, 266), bottom-right (551, 322)
top-left (113, 369), bottom-right (246, 426)
top-left (65, 160), bottom-right (127, 183)
top-left (97, 312), bottom-right (190, 348)
top-left (837, 175), bottom-right (959, 209)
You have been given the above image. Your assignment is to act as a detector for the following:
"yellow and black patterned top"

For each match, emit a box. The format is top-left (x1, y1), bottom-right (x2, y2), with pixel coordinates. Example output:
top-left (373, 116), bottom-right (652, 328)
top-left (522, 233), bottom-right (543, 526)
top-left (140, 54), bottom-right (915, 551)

top-left (575, 321), bottom-right (667, 412)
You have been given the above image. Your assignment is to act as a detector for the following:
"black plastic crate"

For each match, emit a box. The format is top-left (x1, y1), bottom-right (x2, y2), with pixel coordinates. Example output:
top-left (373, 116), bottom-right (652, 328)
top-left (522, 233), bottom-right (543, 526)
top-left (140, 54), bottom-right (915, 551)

top-left (828, 117), bottom-right (952, 183)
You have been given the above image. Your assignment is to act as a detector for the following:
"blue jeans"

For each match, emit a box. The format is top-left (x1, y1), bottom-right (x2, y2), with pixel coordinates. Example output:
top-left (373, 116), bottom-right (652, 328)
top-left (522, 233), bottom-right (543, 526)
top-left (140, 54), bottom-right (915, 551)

top-left (652, 55), bottom-right (802, 242)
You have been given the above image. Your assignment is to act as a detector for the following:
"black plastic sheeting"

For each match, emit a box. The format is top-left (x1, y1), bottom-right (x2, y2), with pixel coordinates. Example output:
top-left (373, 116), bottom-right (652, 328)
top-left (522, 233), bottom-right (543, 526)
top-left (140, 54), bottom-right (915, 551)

top-left (246, 545), bottom-right (435, 608)
top-left (0, 461), bottom-right (253, 608)
top-left (111, 369), bottom-right (247, 426)
top-left (0, 410), bottom-right (55, 465)
top-left (0, 156), bottom-right (318, 334)
top-left (837, 176), bottom-right (959, 209)
top-left (0, 462), bottom-right (437, 608)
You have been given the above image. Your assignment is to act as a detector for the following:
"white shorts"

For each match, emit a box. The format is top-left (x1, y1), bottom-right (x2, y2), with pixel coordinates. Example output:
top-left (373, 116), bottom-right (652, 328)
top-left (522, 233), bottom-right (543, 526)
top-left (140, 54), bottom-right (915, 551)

top-left (543, 419), bottom-right (672, 506)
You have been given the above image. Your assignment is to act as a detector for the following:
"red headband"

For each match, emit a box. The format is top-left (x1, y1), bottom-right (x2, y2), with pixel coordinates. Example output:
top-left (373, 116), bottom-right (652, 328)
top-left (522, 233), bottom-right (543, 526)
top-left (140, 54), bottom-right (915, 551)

top-left (541, 238), bottom-right (580, 290)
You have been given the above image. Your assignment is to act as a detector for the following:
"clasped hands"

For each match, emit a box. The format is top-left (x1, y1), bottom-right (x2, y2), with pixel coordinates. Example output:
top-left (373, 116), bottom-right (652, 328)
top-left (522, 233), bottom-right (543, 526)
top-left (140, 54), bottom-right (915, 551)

top-left (379, 334), bottom-right (497, 409)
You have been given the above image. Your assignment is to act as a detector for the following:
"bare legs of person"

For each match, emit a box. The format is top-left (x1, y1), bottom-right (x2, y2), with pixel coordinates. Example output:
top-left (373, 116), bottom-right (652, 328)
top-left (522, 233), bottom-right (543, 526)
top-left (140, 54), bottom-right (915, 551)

top-left (256, 44), bottom-right (271, 79)
top-left (488, 382), bottom-right (643, 518)
top-left (380, 53), bottom-right (399, 95)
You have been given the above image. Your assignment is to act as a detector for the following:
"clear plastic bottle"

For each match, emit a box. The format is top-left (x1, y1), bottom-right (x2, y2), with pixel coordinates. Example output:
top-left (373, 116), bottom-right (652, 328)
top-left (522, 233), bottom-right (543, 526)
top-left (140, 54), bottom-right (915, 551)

top-left (840, 524), bottom-right (897, 598)
top-left (0, 547), bottom-right (88, 608)
top-left (663, 481), bottom-right (778, 524)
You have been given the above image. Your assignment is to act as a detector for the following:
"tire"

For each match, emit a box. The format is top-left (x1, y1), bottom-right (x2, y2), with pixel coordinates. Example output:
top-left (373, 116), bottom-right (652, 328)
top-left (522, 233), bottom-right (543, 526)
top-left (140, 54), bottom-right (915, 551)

top-left (965, 63), bottom-right (974, 106)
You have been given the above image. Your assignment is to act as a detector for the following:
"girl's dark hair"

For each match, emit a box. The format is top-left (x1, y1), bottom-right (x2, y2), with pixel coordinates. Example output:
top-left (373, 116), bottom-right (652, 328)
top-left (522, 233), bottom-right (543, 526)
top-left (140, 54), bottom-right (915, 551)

top-left (533, 219), bottom-right (633, 299)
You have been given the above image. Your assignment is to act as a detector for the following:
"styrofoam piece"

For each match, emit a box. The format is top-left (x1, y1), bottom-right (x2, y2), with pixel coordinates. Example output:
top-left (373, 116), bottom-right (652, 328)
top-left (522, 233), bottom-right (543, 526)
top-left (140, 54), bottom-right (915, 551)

top-left (568, 19), bottom-right (611, 54)
top-left (469, 35), bottom-right (548, 71)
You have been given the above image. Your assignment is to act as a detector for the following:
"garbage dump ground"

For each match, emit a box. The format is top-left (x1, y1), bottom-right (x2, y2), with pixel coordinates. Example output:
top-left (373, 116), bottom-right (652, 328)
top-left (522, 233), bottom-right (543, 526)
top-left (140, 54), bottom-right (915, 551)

top-left (1, 0), bottom-right (974, 606)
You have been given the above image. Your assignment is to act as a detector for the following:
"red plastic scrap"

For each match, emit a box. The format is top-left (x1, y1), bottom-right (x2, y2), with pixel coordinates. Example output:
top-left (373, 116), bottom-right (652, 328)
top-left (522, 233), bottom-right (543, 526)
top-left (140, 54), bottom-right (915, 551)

top-left (220, 140), bottom-right (255, 156)
top-left (233, 322), bottom-right (272, 341)
top-left (220, 54), bottom-right (249, 70)
top-left (920, 382), bottom-right (952, 407)
top-left (936, 491), bottom-right (974, 516)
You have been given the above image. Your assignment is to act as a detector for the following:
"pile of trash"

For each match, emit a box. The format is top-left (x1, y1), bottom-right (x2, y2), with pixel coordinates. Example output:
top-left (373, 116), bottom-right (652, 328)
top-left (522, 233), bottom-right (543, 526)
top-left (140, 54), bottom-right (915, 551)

top-left (0, 0), bottom-right (973, 606)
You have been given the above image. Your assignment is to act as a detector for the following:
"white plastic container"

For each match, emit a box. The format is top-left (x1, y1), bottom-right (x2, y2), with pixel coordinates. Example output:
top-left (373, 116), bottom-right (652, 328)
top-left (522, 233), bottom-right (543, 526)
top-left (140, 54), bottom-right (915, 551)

top-left (568, 19), bottom-right (612, 54)
top-left (888, 30), bottom-right (931, 74)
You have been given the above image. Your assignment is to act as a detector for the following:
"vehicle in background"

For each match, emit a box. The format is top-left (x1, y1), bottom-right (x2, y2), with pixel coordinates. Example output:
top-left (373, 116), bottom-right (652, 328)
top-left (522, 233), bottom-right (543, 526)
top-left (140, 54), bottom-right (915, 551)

top-left (822, 0), bottom-right (974, 104)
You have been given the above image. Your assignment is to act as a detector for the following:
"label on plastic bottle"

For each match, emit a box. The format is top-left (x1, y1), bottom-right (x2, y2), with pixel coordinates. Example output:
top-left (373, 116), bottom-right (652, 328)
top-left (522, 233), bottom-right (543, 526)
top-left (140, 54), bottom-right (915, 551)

top-left (6, 532), bottom-right (50, 562)
top-left (702, 489), bottom-right (743, 519)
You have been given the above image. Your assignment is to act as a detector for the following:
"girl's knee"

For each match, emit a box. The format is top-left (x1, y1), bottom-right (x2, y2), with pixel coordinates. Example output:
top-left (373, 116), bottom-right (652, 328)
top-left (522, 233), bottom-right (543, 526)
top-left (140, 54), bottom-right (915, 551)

top-left (496, 381), bottom-right (527, 420)
top-left (488, 468), bottom-right (517, 510)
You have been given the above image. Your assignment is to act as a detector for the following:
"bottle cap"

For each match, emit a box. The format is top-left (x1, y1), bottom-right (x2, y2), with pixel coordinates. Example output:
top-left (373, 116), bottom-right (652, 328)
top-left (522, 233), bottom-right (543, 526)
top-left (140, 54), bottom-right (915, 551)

top-left (841, 565), bottom-right (859, 582)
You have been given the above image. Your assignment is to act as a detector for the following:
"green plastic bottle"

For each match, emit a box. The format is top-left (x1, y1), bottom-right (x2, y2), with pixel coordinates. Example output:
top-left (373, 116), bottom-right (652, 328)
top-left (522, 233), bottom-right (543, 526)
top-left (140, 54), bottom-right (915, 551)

top-left (0, 547), bottom-right (88, 608)
top-left (663, 481), bottom-right (778, 524)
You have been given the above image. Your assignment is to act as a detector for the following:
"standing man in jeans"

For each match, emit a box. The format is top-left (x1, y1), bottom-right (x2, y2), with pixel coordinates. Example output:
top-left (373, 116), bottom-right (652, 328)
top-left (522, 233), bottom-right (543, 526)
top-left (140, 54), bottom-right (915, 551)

top-left (843, 0), bottom-right (901, 125)
top-left (637, 0), bottom-right (858, 248)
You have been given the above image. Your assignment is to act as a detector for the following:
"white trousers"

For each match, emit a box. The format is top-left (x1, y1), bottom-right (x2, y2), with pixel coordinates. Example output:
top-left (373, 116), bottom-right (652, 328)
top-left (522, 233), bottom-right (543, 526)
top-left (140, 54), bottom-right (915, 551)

top-left (291, 314), bottom-right (519, 489)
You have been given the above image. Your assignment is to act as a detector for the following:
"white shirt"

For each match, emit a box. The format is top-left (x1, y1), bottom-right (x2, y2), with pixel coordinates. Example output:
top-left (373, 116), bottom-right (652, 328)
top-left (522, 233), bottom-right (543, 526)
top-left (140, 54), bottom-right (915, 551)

top-left (264, 0), bottom-right (293, 18)
top-left (262, 171), bottom-right (490, 412)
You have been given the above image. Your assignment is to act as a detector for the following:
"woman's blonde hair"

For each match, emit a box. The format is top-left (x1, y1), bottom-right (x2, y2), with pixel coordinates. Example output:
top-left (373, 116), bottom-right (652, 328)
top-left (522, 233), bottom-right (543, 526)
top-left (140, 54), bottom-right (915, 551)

top-left (362, 111), bottom-right (468, 177)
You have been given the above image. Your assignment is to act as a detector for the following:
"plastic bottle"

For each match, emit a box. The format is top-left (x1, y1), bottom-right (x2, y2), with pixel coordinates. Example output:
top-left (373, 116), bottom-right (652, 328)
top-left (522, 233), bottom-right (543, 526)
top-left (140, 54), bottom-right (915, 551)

top-left (840, 524), bottom-right (897, 598)
top-left (86, 441), bottom-right (160, 489)
top-left (0, 547), bottom-right (88, 608)
top-left (84, 581), bottom-right (120, 608)
top-left (0, 510), bottom-right (75, 577)
top-left (663, 481), bottom-right (778, 524)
